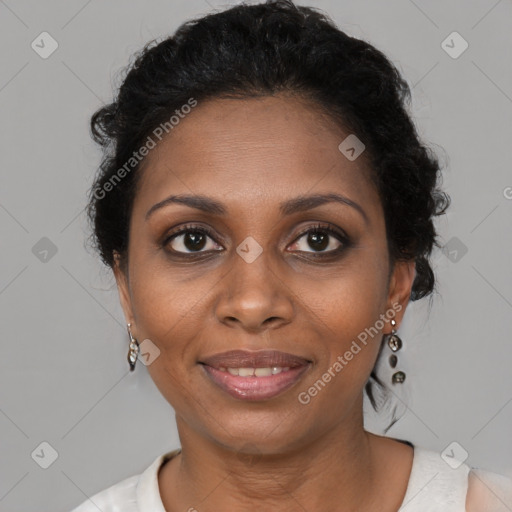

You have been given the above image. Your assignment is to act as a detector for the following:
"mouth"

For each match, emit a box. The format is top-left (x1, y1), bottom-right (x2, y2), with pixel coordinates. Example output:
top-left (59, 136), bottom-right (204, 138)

top-left (199, 349), bottom-right (312, 401)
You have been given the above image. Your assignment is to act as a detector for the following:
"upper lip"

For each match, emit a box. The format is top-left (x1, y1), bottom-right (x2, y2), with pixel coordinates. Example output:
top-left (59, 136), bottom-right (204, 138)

top-left (200, 350), bottom-right (311, 369)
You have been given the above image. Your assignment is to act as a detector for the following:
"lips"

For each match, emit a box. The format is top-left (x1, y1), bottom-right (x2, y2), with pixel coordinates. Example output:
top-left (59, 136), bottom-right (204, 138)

top-left (200, 349), bottom-right (310, 369)
top-left (199, 349), bottom-right (311, 401)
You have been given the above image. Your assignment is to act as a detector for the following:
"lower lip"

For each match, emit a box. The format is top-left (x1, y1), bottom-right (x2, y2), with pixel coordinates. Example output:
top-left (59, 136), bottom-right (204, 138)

top-left (201, 365), bottom-right (310, 401)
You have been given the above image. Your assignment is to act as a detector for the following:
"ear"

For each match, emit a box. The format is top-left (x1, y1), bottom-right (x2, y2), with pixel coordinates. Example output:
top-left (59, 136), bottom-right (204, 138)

top-left (113, 252), bottom-right (136, 326)
top-left (384, 259), bottom-right (416, 333)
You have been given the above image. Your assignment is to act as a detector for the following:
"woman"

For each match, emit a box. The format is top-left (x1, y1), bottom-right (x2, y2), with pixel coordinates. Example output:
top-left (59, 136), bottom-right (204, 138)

top-left (72, 1), bottom-right (512, 510)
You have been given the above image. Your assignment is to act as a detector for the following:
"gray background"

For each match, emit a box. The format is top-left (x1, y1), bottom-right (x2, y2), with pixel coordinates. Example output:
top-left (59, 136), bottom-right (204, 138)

top-left (0, 0), bottom-right (511, 510)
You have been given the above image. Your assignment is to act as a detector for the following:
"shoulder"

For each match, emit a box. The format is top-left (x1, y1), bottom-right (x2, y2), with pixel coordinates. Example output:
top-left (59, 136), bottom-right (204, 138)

top-left (70, 450), bottom-right (180, 512)
top-left (466, 467), bottom-right (512, 512)
top-left (399, 445), bottom-right (471, 509)
top-left (70, 474), bottom-right (139, 512)
top-left (400, 444), bottom-right (512, 511)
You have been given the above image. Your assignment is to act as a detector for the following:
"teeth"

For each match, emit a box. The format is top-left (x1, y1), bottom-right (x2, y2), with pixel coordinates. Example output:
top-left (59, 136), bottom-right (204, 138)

top-left (220, 366), bottom-right (292, 377)
top-left (254, 367), bottom-right (272, 377)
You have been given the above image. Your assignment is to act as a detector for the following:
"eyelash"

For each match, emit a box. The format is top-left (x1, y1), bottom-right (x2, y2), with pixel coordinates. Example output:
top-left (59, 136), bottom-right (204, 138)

top-left (162, 223), bottom-right (351, 258)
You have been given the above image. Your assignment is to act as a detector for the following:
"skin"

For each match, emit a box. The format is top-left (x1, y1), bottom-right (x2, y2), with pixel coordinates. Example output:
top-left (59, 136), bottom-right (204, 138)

top-left (114, 94), bottom-right (416, 511)
top-left (465, 470), bottom-right (512, 510)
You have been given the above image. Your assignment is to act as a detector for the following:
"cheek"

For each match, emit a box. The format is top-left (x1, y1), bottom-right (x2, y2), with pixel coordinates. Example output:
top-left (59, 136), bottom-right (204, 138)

top-left (297, 287), bottom-right (387, 417)
top-left (128, 253), bottom-right (208, 335)
top-left (298, 251), bottom-right (390, 382)
top-left (297, 248), bottom-right (389, 332)
top-left (317, 297), bottom-right (385, 389)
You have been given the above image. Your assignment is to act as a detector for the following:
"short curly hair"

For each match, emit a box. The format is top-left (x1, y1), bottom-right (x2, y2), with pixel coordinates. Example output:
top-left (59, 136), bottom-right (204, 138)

top-left (86, 0), bottom-right (450, 428)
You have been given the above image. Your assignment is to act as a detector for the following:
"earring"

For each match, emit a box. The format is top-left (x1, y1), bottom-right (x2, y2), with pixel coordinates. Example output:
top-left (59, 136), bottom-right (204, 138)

top-left (127, 323), bottom-right (140, 372)
top-left (386, 319), bottom-right (405, 384)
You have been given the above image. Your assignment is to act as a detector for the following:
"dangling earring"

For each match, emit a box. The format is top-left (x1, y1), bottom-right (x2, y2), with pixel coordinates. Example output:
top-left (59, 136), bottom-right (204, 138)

top-left (127, 323), bottom-right (139, 372)
top-left (387, 319), bottom-right (405, 384)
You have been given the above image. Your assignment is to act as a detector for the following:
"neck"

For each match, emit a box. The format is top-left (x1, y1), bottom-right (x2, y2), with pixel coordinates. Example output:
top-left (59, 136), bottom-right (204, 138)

top-left (160, 398), bottom-right (384, 511)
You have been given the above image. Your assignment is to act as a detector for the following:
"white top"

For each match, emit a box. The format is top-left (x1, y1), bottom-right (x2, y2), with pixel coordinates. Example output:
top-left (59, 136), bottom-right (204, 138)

top-left (70, 445), bottom-right (512, 511)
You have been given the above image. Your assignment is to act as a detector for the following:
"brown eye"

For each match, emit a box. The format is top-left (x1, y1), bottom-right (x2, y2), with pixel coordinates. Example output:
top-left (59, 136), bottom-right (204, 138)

top-left (165, 225), bottom-right (223, 254)
top-left (288, 224), bottom-right (349, 254)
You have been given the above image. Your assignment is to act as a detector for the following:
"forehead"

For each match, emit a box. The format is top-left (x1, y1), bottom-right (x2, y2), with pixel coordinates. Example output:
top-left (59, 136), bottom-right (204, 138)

top-left (134, 95), bottom-right (379, 217)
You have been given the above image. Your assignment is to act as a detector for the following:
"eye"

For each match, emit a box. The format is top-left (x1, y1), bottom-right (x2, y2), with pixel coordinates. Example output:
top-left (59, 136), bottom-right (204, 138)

top-left (164, 224), bottom-right (223, 254)
top-left (288, 223), bottom-right (349, 254)
top-left (163, 222), bottom-right (350, 257)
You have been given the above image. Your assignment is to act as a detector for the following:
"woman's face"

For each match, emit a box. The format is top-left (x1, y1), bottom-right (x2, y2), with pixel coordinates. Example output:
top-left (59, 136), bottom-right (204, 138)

top-left (114, 95), bottom-right (414, 454)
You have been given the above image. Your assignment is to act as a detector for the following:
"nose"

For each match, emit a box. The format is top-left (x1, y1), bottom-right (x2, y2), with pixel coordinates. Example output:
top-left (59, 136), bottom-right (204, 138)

top-left (214, 247), bottom-right (294, 333)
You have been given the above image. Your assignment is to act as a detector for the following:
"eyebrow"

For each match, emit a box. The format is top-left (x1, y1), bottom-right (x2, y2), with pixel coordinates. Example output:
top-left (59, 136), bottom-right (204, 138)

top-left (145, 192), bottom-right (369, 224)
